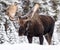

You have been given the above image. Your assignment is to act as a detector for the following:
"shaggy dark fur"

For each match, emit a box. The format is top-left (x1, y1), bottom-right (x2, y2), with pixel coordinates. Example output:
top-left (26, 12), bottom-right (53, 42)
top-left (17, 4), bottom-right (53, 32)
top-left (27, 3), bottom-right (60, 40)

top-left (18, 13), bottom-right (55, 45)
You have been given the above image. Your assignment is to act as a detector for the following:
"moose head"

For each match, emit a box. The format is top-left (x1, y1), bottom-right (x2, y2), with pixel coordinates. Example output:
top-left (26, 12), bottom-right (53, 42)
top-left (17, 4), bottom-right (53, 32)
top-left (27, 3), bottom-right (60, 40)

top-left (18, 16), bottom-right (33, 36)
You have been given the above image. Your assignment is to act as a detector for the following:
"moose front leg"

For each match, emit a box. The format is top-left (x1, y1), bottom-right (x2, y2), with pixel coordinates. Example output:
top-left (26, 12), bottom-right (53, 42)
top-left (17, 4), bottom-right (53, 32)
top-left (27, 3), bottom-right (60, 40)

top-left (39, 34), bottom-right (44, 45)
top-left (27, 35), bottom-right (32, 43)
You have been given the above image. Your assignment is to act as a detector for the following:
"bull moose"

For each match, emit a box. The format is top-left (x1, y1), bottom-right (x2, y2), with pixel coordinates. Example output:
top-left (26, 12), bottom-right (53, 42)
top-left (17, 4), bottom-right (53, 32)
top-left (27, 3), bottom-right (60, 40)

top-left (18, 13), bottom-right (55, 45)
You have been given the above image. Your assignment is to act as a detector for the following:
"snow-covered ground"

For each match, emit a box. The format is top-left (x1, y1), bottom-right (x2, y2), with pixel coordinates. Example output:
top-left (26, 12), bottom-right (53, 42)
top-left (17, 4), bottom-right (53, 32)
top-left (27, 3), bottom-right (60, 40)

top-left (0, 42), bottom-right (60, 50)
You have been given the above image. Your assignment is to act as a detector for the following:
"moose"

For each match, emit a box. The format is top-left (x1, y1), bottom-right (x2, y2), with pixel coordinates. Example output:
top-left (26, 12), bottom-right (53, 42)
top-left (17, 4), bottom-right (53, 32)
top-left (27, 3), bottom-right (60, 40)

top-left (18, 12), bottom-right (55, 45)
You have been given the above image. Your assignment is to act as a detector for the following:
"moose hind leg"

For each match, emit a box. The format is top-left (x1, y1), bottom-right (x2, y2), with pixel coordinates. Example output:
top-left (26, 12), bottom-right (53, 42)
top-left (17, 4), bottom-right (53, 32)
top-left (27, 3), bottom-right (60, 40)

top-left (45, 25), bottom-right (54, 45)
top-left (39, 34), bottom-right (44, 45)
top-left (27, 35), bottom-right (32, 43)
top-left (45, 33), bottom-right (51, 45)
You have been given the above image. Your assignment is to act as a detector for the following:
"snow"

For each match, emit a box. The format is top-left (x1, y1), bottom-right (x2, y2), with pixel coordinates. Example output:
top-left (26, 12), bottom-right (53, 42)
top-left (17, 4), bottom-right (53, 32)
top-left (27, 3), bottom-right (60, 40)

top-left (0, 42), bottom-right (60, 50)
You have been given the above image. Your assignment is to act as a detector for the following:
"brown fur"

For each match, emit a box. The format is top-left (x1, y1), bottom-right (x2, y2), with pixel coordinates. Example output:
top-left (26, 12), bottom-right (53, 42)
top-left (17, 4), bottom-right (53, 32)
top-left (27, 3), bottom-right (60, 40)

top-left (18, 13), bottom-right (55, 45)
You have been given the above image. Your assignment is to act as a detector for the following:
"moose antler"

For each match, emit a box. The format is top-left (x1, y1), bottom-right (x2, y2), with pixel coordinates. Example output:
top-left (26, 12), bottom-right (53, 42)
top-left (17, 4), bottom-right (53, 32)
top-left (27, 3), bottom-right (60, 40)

top-left (6, 3), bottom-right (18, 21)
top-left (31, 4), bottom-right (40, 18)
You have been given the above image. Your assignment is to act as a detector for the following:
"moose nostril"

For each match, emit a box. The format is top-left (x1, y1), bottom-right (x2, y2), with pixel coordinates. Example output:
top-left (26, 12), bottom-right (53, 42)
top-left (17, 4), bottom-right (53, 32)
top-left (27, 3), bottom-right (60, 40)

top-left (19, 27), bottom-right (23, 33)
top-left (20, 26), bottom-right (24, 30)
top-left (19, 26), bottom-right (25, 36)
